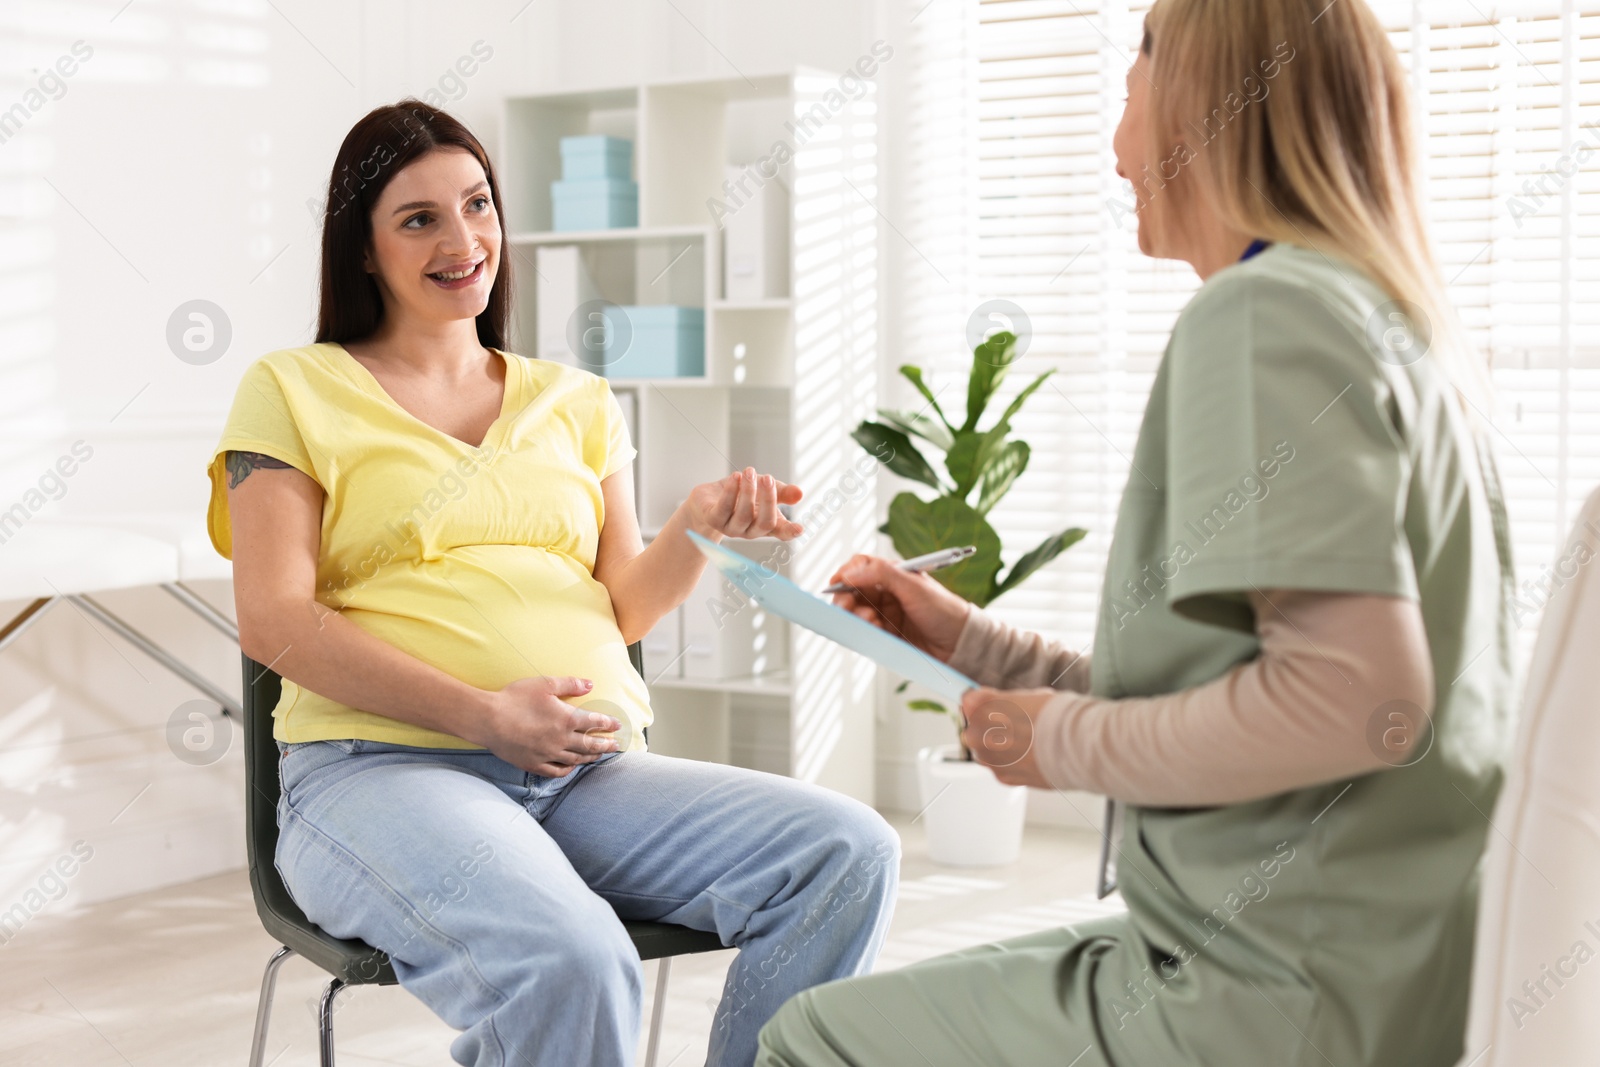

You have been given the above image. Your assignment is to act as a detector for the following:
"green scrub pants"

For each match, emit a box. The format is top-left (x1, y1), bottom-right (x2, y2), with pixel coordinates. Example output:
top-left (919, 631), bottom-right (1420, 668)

top-left (756, 914), bottom-right (1127, 1066)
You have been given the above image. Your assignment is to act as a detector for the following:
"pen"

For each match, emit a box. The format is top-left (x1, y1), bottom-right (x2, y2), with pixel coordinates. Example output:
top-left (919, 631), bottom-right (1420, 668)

top-left (821, 545), bottom-right (977, 595)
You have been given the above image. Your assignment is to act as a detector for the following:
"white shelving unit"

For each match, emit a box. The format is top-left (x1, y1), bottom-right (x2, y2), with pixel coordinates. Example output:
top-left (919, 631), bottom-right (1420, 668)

top-left (499, 70), bottom-right (881, 801)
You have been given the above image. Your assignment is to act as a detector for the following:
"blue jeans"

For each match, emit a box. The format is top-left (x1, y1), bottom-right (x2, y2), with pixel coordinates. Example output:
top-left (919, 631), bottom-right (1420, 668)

top-left (274, 738), bottom-right (901, 1067)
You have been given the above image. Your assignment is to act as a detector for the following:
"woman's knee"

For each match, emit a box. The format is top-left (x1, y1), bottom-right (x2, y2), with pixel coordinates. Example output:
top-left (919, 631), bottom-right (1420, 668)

top-left (850, 798), bottom-right (902, 864)
top-left (805, 795), bottom-right (902, 901)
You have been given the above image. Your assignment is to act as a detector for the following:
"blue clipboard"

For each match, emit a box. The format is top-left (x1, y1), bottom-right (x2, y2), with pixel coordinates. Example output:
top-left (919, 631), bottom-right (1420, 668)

top-left (685, 531), bottom-right (978, 709)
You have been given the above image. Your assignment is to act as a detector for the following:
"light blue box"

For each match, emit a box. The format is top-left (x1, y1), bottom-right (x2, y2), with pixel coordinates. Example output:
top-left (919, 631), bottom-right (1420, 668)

top-left (551, 177), bottom-right (638, 231)
top-left (597, 306), bottom-right (705, 378)
top-left (560, 135), bottom-right (633, 179)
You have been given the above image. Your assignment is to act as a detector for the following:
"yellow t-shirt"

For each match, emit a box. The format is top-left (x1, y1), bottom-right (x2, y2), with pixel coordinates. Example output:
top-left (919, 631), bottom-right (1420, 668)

top-left (205, 342), bottom-right (651, 751)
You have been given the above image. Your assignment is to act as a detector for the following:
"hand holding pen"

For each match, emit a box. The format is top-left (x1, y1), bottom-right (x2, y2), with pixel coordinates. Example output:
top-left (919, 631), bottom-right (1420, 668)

top-left (821, 546), bottom-right (976, 594)
top-left (823, 548), bottom-right (978, 663)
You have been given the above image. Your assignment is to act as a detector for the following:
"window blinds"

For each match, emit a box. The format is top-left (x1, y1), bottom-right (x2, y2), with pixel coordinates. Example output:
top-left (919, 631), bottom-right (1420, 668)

top-left (899, 0), bottom-right (1600, 668)
top-left (1387, 0), bottom-right (1600, 668)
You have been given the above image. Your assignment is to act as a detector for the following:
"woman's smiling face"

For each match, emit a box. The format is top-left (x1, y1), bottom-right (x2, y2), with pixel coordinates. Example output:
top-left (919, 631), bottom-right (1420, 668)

top-left (362, 146), bottom-right (501, 326)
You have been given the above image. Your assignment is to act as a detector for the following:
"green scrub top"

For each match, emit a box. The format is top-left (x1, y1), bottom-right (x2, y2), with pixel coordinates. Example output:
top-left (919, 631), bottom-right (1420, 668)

top-left (754, 242), bottom-right (1520, 1067)
top-left (1091, 241), bottom-right (1519, 1064)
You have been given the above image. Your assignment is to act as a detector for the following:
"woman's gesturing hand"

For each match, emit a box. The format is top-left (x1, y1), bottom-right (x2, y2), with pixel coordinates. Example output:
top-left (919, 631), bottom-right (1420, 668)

top-left (477, 675), bottom-right (622, 776)
top-left (827, 553), bottom-right (974, 663)
top-left (687, 466), bottom-right (804, 540)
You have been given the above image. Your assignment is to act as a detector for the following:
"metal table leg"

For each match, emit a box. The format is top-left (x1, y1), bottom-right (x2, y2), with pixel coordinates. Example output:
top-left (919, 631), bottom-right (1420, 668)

top-left (0, 596), bottom-right (59, 656)
top-left (67, 594), bottom-right (244, 719)
top-left (162, 581), bottom-right (239, 642)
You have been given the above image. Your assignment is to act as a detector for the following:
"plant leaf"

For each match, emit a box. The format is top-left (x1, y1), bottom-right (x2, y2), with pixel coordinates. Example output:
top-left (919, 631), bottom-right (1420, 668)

top-left (851, 421), bottom-right (945, 490)
top-left (975, 440), bottom-right (1030, 515)
top-left (991, 526), bottom-right (1089, 601)
top-left (946, 423), bottom-right (1015, 502)
top-left (964, 330), bottom-right (1020, 432)
top-left (993, 370), bottom-right (1054, 433)
top-left (898, 365), bottom-right (955, 431)
top-left (942, 430), bottom-right (983, 499)
top-left (877, 407), bottom-right (955, 453)
top-left (894, 680), bottom-right (910, 693)
top-left (886, 493), bottom-right (1003, 606)
top-left (906, 699), bottom-right (948, 713)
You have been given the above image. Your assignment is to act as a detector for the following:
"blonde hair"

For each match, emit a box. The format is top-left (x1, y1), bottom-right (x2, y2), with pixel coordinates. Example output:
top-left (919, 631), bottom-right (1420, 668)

top-left (1139, 0), bottom-right (1493, 418)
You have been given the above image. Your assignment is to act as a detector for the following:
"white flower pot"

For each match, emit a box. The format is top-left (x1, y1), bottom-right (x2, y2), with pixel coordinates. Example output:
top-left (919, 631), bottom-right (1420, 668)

top-left (914, 743), bottom-right (1028, 867)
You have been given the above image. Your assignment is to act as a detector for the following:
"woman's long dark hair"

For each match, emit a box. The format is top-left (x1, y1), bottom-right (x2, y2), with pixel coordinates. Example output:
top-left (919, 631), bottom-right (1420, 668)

top-left (314, 98), bottom-right (511, 349)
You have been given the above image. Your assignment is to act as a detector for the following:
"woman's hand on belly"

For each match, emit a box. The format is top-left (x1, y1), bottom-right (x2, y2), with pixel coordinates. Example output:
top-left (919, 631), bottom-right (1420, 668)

top-left (474, 675), bottom-right (622, 776)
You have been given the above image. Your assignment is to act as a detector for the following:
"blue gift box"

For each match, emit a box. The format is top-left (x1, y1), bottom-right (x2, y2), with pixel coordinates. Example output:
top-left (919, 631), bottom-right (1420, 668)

top-left (559, 135), bottom-right (633, 180)
top-left (551, 177), bottom-right (638, 231)
top-left (596, 306), bottom-right (705, 378)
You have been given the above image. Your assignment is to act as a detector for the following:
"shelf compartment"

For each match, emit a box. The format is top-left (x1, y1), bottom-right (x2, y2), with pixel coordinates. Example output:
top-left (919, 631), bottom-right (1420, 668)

top-left (632, 386), bottom-right (729, 531)
top-left (511, 232), bottom-right (707, 367)
top-left (502, 89), bottom-right (639, 235)
top-left (714, 308), bottom-right (793, 386)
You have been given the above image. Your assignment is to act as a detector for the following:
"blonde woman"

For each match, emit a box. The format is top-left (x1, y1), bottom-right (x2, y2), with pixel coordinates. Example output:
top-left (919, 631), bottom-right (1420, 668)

top-left (758, 0), bottom-right (1515, 1064)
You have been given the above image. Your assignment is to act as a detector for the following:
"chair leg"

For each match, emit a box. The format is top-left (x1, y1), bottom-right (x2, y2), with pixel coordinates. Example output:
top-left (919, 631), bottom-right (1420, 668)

top-left (644, 956), bottom-right (672, 1067)
top-left (318, 976), bottom-right (346, 1067)
top-left (248, 946), bottom-right (296, 1067)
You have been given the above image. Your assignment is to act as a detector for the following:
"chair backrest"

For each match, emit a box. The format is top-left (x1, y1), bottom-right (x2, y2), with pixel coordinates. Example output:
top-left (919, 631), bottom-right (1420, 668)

top-left (240, 644), bottom-right (649, 984)
top-left (1462, 484), bottom-right (1600, 1065)
top-left (242, 655), bottom-right (396, 983)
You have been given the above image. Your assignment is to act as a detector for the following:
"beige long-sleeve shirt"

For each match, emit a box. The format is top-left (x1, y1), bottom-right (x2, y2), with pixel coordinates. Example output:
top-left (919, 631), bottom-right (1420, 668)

top-left (947, 589), bottom-right (1435, 807)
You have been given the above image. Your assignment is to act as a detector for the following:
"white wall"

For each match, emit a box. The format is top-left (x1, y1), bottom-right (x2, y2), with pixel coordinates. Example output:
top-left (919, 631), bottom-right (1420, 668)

top-left (0, 0), bottom-right (1092, 915)
top-left (0, 0), bottom-right (891, 912)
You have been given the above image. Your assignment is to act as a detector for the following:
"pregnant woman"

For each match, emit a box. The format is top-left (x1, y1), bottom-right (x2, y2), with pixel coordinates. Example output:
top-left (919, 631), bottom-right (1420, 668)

top-left (207, 100), bottom-right (898, 1067)
top-left (759, 0), bottom-right (1516, 1064)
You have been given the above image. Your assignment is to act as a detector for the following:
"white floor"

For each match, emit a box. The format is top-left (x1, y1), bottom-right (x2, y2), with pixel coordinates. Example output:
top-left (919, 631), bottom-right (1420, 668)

top-left (0, 812), bottom-right (1120, 1067)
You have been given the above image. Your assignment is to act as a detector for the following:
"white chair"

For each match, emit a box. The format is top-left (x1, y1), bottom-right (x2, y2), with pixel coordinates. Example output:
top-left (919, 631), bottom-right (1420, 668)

top-left (1461, 484), bottom-right (1600, 1066)
top-left (0, 515), bottom-right (240, 716)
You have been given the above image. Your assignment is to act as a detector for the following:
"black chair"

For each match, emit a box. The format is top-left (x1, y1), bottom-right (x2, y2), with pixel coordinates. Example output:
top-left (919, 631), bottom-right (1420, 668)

top-left (243, 645), bottom-right (727, 1066)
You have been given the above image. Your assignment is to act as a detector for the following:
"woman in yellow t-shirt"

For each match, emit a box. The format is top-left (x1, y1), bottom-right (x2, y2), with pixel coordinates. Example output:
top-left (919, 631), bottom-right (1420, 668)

top-left (209, 100), bottom-right (898, 1067)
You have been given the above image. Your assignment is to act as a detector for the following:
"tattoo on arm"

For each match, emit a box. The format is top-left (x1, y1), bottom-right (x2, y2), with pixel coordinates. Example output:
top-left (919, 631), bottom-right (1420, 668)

top-left (226, 450), bottom-right (293, 489)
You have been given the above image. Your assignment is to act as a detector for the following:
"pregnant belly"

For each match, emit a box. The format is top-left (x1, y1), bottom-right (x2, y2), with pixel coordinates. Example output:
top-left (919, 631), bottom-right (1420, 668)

top-left (329, 546), bottom-right (653, 743)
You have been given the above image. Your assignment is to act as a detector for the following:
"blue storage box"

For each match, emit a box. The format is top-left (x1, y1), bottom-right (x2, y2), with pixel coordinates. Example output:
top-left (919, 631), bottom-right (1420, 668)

top-left (560, 135), bottom-right (633, 179)
top-left (551, 177), bottom-right (638, 231)
top-left (599, 306), bottom-right (705, 378)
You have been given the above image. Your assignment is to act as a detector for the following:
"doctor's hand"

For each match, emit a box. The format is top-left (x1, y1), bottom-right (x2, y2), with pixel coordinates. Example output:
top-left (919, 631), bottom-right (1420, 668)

top-left (477, 675), bottom-right (622, 777)
top-left (958, 686), bottom-right (1058, 790)
top-left (827, 554), bottom-right (973, 662)
top-left (687, 467), bottom-right (804, 540)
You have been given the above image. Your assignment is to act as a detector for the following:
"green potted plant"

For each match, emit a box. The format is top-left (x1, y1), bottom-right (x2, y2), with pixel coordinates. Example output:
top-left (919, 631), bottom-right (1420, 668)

top-left (851, 329), bottom-right (1086, 865)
